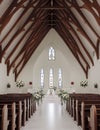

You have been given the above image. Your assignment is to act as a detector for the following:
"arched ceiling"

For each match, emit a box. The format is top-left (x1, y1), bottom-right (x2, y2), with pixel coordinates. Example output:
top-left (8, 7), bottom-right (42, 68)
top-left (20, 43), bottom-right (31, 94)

top-left (0, 0), bottom-right (100, 80)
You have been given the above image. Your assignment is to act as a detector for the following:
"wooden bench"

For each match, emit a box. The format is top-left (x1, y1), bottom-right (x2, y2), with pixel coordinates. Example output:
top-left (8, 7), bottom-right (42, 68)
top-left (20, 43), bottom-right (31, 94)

top-left (0, 93), bottom-right (36, 130)
top-left (70, 94), bottom-right (100, 122)
top-left (6, 93), bottom-right (35, 120)
top-left (0, 96), bottom-right (25, 129)
top-left (67, 93), bottom-right (100, 117)
top-left (76, 99), bottom-right (100, 126)
top-left (88, 105), bottom-right (100, 130)
top-left (0, 104), bottom-right (9, 130)
top-left (81, 101), bottom-right (100, 130)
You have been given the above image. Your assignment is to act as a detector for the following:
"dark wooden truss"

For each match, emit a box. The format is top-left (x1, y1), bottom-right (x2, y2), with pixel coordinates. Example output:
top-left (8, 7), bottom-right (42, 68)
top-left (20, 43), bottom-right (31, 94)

top-left (0, 0), bottom-right (100, 80)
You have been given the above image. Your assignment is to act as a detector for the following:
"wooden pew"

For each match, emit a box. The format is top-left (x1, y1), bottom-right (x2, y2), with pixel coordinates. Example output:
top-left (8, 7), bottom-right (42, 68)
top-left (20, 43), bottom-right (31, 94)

top-left (6, 93), bottom-right (34, 119)
top-left (0, 93), bottom-right (36, 130)
top-left (0, 96), bottom-right (23, 129)
top-left (15, 101), bottom-right (22, 130)
top-left (67, 93), bottom-right (99, 117)
top-left (0, 101), bottom-right (16, 130)
top-left (70, 94), bottom-right (100, 122)
top-left (2, 93), bottom-right (35, 125)
top-left (76, 99), bottom-right (100, 126)
top-left (66, 93), bottom-right (100, 130)
top-left (89, 105), bottom-right (100, 130)
top-left (81, 101), bottom-right (100, 130)
top-left (22, 99), bottom-right (26, 126)
top-left (7, 102), bottom-right (16, 130)
top-left (0, 104), bottom-right (9, 130)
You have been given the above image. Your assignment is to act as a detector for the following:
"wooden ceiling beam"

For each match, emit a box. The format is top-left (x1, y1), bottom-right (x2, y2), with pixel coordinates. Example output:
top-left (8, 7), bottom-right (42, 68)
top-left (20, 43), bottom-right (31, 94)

top-left (0, 0), bottom-right (27, 33)
top-left (55, 26), bottom-right (88, 77)
top-left (0, 0), bottom-right (3, 4)
top-left (5, 16), bottom-right (46, 64)
top-left (15, 26), bottom-right (50, 80)
top-left (67, 0), bottom-right (100, 39)
top-left (56, 14), bottom-right (94, 66)
top-left (11, 19), bottom-right (48, 65)
top-left (57, 21), bottom-right (90, 68)
top-left (0, 45), bottom-right (2, 63)
top-left (0, 0), bottom-right (44, 44)
top-left (81, 0), bottom-right (100, 25)
top-left (7, 21), bottom-right (49, 75)
top-left (0, 8), bottom-right (47, 61)
top-left (62, 1), bottom-right (97, 52)
top-left (96, 39), bottom-right (100, 59)
top-left (1, 0), bottom-right (35, 44)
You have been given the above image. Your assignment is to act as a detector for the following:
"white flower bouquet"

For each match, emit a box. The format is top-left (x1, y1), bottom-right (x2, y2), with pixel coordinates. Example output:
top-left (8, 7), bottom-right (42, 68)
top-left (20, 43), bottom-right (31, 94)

top-left (62, 93), bottom-right (69, 100)
top-left (58, 89), bottom-right (69, 101)
top-left (32, 90), bottom-right (45, 100)
top-left (33, 93), bottom-right (41, 100)
top-left (16, 80), bottom-right (25, 88)
top-left (80, 80), bottom-right (88, 87)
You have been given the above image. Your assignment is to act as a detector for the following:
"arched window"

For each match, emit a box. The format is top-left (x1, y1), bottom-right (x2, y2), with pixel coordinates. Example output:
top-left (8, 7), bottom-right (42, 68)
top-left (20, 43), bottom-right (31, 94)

top-left (49, 68), bottom-right (53, 87)
top-left (58, 68), bottom-right (62, 88)
top-left (49, 47), bottom-right (55, 60)
top-left (40, 68), bottom-right (44, 88)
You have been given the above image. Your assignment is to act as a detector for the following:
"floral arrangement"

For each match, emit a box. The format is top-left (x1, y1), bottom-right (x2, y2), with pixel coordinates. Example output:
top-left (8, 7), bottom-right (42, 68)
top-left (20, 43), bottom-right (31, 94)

top-left (58, 89), bottom-right (69, 105)
top-left (16, 80), bottom-right (25, 88)
top-left (33, 92), bottom-right (41, 100)
top-left (80, 80), bottom-right (88, 87)
top-left (32, 90), bottom-right (45, 104)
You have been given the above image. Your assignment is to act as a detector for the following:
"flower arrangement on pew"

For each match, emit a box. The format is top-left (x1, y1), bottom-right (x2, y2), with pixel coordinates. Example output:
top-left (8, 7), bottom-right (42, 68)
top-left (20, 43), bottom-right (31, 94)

top-left (32, 90), bottom-right (45, 105)
top-left (80, 80), bottom-right (88, 87)
top-left (58, 89), bottom-right (69, 105)
top-left (16, 80), bottom-right (25, 88)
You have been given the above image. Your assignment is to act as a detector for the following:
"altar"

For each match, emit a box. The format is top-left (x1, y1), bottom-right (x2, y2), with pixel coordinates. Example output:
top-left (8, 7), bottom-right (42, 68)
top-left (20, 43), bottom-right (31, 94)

top-left (47, 88), bottom-right (55, 95)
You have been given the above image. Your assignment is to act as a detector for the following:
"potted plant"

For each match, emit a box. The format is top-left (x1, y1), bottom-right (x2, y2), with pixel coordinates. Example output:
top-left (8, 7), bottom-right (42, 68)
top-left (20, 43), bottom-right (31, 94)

top-left (16, 80), bottom-right (25, 88)
top-left (80, 80), bottom-right (88, 87)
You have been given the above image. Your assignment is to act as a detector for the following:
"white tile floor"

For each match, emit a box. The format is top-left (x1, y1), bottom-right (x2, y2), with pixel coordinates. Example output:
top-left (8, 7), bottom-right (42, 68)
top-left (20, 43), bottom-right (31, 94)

top-left (21, 95), bottom-right (81, 130)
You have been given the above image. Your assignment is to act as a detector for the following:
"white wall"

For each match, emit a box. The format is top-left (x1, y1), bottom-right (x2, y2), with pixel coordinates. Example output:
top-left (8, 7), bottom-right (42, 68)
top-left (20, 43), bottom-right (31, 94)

top-left (1, 29), bottom-right (100, 94)
top-left (0, 58), bottom-right (15, 94)
top-left (88, 54), bottom-right (100, 94)
top-left (0, 58), bottom-right (7, 93)
top-left (19, 29), bottom-right (85, 93)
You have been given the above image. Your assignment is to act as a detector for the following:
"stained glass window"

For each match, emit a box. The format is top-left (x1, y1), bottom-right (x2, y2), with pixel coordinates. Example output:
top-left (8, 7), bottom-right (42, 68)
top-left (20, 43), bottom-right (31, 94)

top-left (40, 68), bottom-right (44, 88)
top-left (49, 68), bottom-right (53, 87)
top-left (58, 68), bottom-right (62, 88)
top-left (49, 47), bottom-right (55, 60)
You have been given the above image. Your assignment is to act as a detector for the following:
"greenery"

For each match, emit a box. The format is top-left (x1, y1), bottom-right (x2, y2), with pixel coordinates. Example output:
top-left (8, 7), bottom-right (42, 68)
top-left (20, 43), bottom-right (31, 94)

top-left (32, 90), bottom-right (45, 104)
top-left (80, 80), bottom-right (88, 87)
top-left (16, 80), bottom-right (25, 88)
top-left (58, 89), bottom-right (69, 105)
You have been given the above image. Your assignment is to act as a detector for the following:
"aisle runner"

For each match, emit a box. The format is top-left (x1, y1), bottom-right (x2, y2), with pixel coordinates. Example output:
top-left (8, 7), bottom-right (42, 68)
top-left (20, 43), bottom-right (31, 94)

top-left (43, 94), bottom-right (60, 103)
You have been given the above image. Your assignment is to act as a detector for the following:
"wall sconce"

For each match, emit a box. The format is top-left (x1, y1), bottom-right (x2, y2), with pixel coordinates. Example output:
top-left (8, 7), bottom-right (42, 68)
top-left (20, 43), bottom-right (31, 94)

top-left (94, 83), bottom-right (98, 88)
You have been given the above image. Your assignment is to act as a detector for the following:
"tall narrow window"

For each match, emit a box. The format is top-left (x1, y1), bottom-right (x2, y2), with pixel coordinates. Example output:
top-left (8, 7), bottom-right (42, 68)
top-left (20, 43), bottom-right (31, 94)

top-left (49, 68), bottom-right (53, 87)
top-left (40, 68), bottom-right (44, 88)
top-left (58, 68), bottom-right (62, 88)
top-left (49, 47), bottom-right (55, 60)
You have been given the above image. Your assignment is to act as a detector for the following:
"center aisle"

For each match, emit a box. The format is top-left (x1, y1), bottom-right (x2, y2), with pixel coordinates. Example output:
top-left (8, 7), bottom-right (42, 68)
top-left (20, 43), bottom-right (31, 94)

top-left (21, 94), bottom-right (81, 130)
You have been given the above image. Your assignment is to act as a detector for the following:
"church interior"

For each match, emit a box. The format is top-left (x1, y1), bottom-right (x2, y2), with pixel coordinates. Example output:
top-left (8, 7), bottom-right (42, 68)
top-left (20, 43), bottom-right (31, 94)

top-left (0, 0), bottom-right (100, 130)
